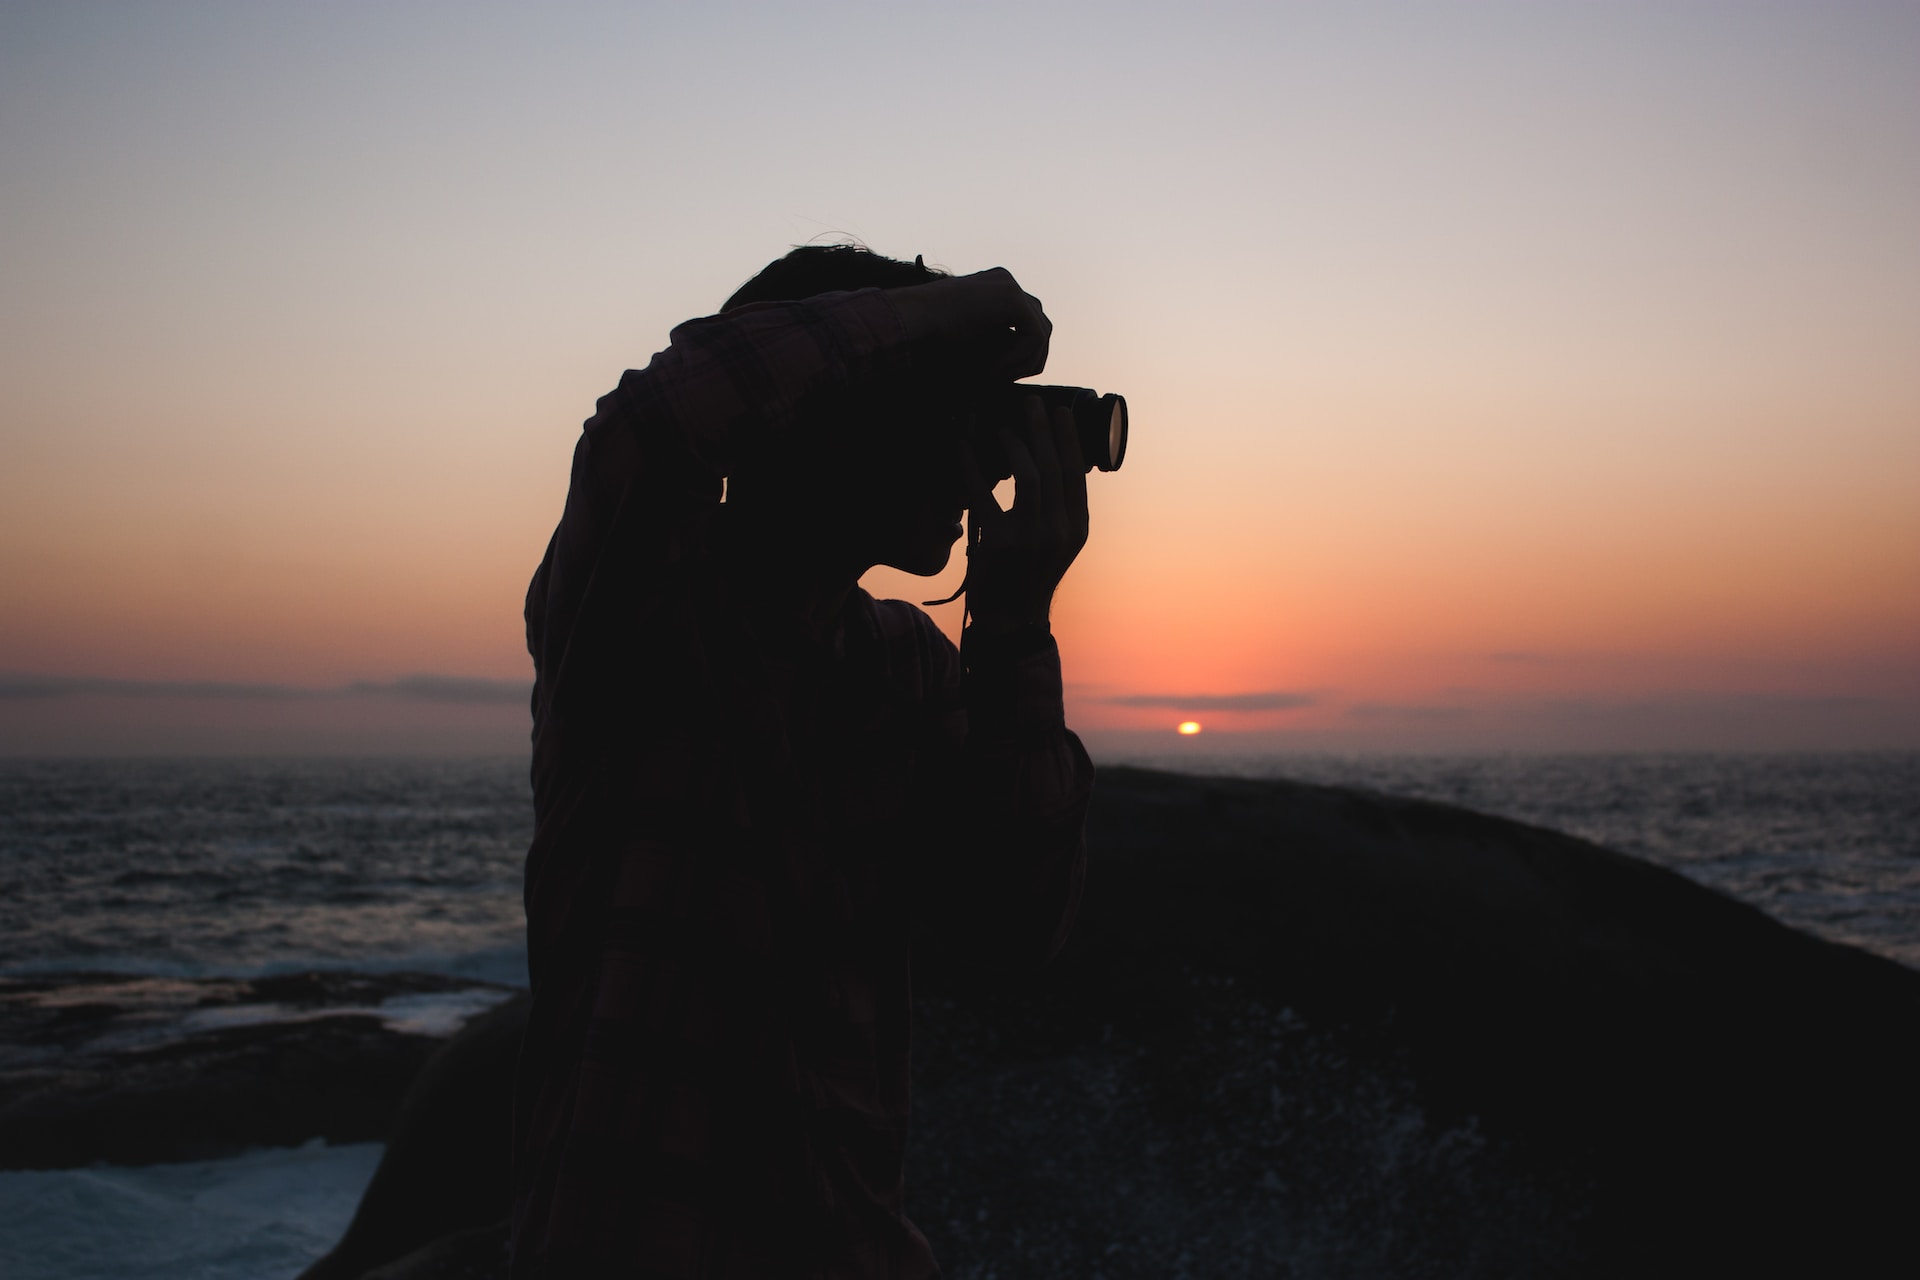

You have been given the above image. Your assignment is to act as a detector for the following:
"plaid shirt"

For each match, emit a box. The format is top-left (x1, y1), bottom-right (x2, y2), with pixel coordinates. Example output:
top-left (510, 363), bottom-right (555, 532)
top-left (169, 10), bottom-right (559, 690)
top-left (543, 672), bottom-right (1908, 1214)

top-left (513, 289), bottom-right (1093, 1278)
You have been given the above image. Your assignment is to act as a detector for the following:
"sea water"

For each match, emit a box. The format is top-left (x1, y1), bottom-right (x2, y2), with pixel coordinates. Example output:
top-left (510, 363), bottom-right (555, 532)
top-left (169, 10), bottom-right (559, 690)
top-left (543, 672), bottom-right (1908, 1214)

top-left (0, 757), bottom-right (533, 984)
top-left (4, 752), bottom-right (1915, 982)
top-left (0, 758), bottom-right (530, 1280)
top-left (1120, 749), bottom-right (1920, 968)
top-left (0, 1142), bottom-right (383, 1280)
top-left (1, 752), bottom-right (1915, 1279)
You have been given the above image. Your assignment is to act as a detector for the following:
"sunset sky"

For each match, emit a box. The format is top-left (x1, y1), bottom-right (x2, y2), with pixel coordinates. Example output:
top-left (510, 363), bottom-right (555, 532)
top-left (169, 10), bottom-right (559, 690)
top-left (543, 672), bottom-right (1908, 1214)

top-left (3, 2), bottom-right (1916, 754)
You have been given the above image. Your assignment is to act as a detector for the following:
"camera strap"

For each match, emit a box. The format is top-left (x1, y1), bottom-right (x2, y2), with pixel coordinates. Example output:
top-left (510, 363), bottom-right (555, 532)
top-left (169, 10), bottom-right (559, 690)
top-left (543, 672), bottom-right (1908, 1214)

top-left (920, 515), bottom-right (981, 616)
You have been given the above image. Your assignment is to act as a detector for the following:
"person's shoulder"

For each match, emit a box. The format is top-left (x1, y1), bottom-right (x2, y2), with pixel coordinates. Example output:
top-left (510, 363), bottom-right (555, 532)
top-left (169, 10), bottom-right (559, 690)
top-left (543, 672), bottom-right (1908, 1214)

top-left (866, 593), bottom-right (952, 643)
top-left (857, 591), bottom-right (962, 699)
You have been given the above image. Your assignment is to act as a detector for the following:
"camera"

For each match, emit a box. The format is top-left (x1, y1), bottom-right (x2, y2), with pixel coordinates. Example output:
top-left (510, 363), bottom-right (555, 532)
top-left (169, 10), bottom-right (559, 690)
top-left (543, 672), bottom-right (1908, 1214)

top-left (918, 383), bottom-right (1126, 607)
top-left (966, 384), bottom-right (1129, 476)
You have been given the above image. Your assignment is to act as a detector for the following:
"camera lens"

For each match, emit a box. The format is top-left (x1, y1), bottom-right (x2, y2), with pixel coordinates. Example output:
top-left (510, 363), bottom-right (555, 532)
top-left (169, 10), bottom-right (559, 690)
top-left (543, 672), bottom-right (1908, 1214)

top-left (1043, 387), bottom-right (1128, 472)
top-left (971, 384), bottom-right (1128, 475)
top-left (1096, 394), bottom-right (1128, 473)
top-left (1065, 389), bottom-right (1127, 472)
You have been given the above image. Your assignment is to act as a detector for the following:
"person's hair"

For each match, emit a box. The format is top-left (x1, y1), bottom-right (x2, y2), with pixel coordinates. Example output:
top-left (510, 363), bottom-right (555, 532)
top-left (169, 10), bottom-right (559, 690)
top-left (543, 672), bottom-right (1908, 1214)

top-left (721, 245), bottom-right (954, 531)
top-left (723, 243), bottom-right (946, 311)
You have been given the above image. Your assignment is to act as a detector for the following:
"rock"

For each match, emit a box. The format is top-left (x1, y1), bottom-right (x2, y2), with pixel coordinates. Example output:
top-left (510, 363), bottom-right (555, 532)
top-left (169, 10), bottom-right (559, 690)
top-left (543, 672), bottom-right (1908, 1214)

top-left (311, 768), bottom-right (1920, 1277)
top-left (359, 1223), bottom-right (511, 1280)
top-left (0, 971), bottom-right (518, 1169)
top-left (21, 768), bottom-right (1917, 1276)
top-left (913, 765), bottom-right (1919, 1276)
top-left (298, 994), bottom-right (527, 1280)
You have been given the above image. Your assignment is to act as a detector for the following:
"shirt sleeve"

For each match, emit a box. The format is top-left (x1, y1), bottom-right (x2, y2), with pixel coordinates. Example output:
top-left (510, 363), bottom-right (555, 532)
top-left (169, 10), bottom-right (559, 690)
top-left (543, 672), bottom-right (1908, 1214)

top-left (522, 289), bottom-right (912, 970)
top-left (909, 620), bottom-right (1095, 979)
top-left (527, 289), bottom-right (910, 744)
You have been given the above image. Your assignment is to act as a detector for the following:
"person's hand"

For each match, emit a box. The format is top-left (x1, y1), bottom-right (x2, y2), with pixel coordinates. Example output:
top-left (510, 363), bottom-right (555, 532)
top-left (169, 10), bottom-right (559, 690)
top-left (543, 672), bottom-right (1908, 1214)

top-left (888, 268), bottom-right (1051, 382)
top-left (962, 396), bottom-right (1089, 637)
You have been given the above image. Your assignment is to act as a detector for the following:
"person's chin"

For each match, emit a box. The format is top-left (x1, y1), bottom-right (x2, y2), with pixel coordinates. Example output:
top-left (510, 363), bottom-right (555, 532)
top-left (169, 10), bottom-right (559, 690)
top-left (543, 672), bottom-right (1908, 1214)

top-left (885, 535), bottom-right (958, 578)
top-left (903, 546), bottom-right (955, 577)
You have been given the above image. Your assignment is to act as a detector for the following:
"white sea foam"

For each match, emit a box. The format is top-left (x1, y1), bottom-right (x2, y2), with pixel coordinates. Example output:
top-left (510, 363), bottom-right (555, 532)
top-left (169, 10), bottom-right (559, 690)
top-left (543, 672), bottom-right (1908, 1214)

top-left (372, 986), bottom-right (518, 1035)
top-left (0, 1141), bottom-right (383, 1280)
top-left (170, 986), bottom-right (516, 1037)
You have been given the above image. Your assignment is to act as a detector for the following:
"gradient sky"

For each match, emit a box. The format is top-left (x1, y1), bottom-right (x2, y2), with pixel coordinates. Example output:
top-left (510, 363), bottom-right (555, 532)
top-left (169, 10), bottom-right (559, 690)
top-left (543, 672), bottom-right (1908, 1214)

top-left (3, 1), bottom-right (1916, 754)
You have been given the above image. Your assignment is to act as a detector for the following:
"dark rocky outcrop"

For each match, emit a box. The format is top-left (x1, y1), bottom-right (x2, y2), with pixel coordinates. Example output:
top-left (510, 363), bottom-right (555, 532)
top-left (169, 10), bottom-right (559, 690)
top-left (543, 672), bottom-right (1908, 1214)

top-left (358, 1223), bottom-right (512, 1280)
top-left (0, 970), bottom-right (516, 1169)
top-left (298, 994), bottom-right (525, 1280)
top-left (15, 768), bottom-right (1920, 1277)
top-left (911, 766), bottom-right (1920, 1276)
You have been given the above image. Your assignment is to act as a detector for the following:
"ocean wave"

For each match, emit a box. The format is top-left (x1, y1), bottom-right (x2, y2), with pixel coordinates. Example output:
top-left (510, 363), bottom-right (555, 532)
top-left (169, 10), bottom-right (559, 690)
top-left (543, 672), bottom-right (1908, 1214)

top-left (0, 1140), bottom-right (384, 1280)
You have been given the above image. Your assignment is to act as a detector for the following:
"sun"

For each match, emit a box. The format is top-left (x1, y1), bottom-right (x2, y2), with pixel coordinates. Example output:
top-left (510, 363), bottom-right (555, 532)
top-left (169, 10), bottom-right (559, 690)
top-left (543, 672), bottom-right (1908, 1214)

top-left (1177, 721), bottom-right (1202, 736)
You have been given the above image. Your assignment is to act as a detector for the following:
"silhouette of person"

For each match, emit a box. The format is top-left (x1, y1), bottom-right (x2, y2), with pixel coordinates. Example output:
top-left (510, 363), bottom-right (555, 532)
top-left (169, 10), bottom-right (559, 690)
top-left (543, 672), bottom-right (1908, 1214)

top-left (514, 246), bottom-right (1093, 1278)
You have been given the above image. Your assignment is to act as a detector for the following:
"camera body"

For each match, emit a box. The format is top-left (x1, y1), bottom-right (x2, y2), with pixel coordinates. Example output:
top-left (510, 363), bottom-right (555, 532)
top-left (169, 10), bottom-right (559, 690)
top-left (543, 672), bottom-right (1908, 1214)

top-left (964, 384), bottom-right (1129, 478)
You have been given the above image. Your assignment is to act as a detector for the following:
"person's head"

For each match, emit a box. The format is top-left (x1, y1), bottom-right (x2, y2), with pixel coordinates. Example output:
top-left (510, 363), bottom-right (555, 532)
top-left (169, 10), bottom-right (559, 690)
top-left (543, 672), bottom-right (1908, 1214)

top-left (723, 245), bottom-right (967, 579)
top-left (723, 243), bottom-right (943, 312)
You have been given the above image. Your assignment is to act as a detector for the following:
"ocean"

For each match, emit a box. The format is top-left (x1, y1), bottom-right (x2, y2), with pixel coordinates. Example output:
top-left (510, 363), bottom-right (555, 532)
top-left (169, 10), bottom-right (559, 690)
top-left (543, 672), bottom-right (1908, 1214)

top-left (5, 752), bottom-right (1915, 982)
top-left (1, 751), bottom-right (1916, 1279)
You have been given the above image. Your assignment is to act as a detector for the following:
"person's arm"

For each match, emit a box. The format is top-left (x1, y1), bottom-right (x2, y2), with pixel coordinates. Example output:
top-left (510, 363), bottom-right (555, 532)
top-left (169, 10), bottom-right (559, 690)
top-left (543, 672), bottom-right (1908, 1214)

top-left (523, 272), bottom-right (1054, 956)
top-left (527, 270), bottom-right (1052, 742)
top-left (529, 290), bottom-right (899, 728)
top-left (910, 398), bottom-right (1096, 976)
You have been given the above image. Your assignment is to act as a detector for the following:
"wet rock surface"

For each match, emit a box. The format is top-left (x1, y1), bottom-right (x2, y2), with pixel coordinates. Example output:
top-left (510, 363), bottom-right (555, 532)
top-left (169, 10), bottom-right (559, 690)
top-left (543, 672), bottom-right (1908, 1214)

top-left (0, 971), bottom-right (518, 1170)
top-left (13, 767), bottom-right (1920, 1277)
top-left (299, 996), bottom-right (524, 1280)
top-left (1056, 767), bottom-right (1920, 1276)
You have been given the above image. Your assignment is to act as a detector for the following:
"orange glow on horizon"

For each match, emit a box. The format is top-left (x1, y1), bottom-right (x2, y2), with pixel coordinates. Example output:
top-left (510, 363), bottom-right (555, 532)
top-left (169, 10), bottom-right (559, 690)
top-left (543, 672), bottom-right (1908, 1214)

top-left (3, 7), bottom-right (1918, 753)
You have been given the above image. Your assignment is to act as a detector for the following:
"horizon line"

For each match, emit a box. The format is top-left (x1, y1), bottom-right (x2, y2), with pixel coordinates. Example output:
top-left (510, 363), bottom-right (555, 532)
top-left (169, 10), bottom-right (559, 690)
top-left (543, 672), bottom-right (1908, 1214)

top-left (0, 673), bottom-right (531, 706)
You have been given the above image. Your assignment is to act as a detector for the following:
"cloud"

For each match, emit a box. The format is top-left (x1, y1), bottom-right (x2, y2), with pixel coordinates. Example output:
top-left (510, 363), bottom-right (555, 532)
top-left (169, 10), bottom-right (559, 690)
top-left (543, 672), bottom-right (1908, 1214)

top-left (1540, 693), bottom-right (1881, 718)
top-left (0, 674), bottom-right (310, 700)
top-left (1105, 690), bottom-right (1317, 712)
top-left (1346, 702), bottom-right (1473, 721)
top-left (345, 676), bottom-right (529, 705)
top-left (0, 673), bottom-right (530, 705)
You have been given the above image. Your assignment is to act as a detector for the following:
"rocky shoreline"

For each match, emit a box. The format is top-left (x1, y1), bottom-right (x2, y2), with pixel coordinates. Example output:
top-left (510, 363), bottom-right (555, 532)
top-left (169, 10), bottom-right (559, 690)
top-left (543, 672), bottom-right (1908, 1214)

top-left (7, 766), bottom-right (1916, 1277)
top-left (0, 970), bottom-right (518, 1170)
